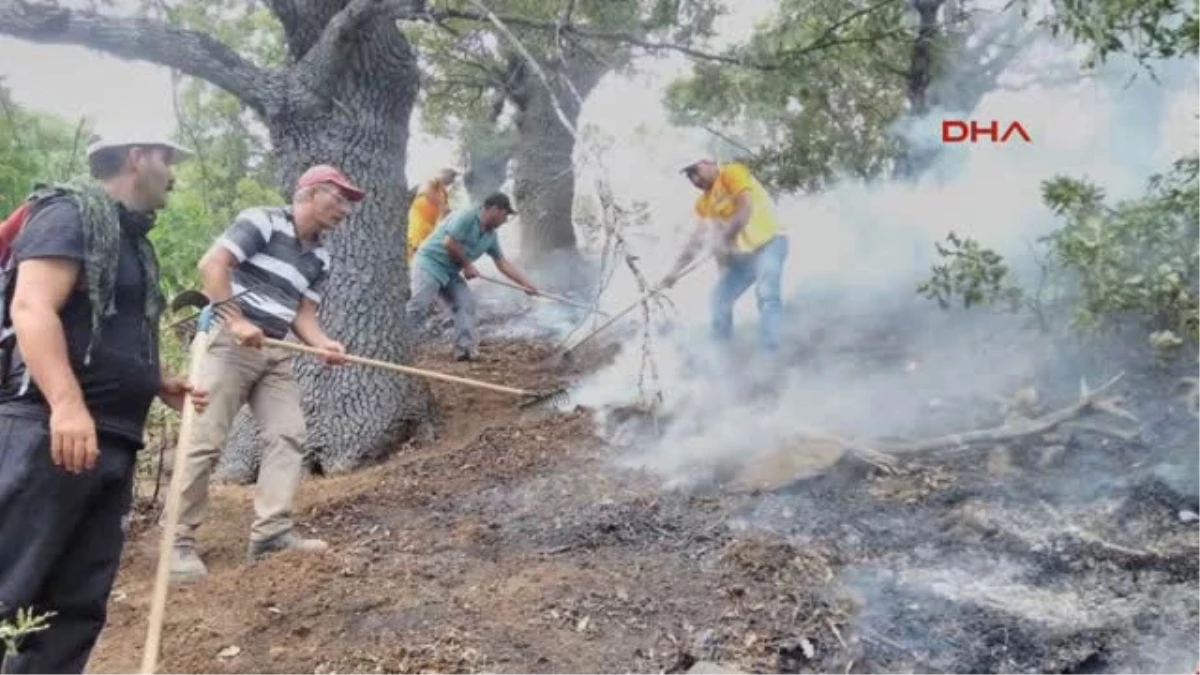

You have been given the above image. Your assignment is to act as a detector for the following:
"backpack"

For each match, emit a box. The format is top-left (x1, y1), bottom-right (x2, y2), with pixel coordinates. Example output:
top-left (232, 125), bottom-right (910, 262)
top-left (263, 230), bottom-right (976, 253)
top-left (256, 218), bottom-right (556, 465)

top-left (0, 184), bottom-right (68, 388)
top-left (0, 200), bottom-right (33, 268)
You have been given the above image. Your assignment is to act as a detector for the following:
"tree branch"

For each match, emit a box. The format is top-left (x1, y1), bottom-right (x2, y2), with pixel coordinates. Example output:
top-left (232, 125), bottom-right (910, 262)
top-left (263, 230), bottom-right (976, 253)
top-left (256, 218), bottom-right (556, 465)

top-left (424, 4), bottom-right (908, 71)
top-left (291, 0), bottom-right (424, 102)
top-left (0, 0), bottom-right (278, 114)
top-left (295, 0), bottom-right (388, 99)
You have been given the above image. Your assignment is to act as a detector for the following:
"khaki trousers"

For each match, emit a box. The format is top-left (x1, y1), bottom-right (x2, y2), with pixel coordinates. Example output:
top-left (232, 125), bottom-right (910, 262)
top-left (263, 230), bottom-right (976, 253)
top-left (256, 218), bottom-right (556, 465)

top-left (174, 328), bottom-right (307, 546)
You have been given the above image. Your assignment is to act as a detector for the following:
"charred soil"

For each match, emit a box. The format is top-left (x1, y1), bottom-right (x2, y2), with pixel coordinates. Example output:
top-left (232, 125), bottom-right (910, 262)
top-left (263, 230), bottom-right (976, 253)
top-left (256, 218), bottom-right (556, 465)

top-left (91, 325), bottom-right (1197, 674)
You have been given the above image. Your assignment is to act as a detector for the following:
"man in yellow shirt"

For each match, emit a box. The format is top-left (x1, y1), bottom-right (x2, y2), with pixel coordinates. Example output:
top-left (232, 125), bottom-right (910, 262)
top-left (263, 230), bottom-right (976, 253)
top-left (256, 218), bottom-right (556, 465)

top-left (406, 168), bottom-right (458, 262)
top-left (660, 158), bottom-right (789, 352)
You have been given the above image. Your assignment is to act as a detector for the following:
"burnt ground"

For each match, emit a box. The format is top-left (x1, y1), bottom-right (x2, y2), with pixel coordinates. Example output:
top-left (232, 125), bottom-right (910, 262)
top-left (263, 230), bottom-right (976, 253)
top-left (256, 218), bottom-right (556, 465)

top-left (89, 306), bottom-right (1198, 674)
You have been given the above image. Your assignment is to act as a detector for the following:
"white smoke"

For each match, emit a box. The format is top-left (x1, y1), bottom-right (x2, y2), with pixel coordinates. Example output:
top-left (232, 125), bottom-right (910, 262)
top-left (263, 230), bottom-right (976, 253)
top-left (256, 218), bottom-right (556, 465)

top-left (550, 25), bottom-right (1198, 485)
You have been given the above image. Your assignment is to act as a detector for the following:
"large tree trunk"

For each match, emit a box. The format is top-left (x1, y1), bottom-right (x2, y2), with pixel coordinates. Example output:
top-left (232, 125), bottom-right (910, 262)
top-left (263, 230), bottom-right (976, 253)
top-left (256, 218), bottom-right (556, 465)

top-left (216, 17), bottom-right (434, 481)
top-left (892, 0), bottom-right (946, 181)
top-left (461, 94), bottom-right (516, 204)
top-left (892, 2), bottom-right (1038, 182)
top-left (508, 56), bottom-right (607, 280)
top-left (0, 0), bottom-right (442, 481)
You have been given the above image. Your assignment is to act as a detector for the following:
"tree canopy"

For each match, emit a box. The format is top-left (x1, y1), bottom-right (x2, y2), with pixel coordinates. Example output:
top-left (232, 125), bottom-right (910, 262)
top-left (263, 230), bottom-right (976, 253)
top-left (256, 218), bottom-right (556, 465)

top-left (0, 0), bottom-right (1194, 475)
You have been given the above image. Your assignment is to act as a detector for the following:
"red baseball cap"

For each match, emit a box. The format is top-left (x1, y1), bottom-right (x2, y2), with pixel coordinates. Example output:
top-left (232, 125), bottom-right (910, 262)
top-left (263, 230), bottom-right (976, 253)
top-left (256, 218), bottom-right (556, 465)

top-left (296, 164), bottom-right (366, 202)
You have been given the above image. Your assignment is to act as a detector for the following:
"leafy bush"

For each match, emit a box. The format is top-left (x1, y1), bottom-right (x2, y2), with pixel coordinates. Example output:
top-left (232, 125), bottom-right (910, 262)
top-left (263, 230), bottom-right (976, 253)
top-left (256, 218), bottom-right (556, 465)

top-left (0, 605), bottom-right (54, 672)
top-left (919, 155), bottom-right (1199, 358)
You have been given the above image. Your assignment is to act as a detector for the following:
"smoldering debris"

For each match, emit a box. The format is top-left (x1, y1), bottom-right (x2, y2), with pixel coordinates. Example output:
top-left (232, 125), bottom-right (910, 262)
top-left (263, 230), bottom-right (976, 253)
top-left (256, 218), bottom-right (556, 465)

top-left (585, 232), bottom-right (1200, 675)
top-left (730, 401), bottom-right (1200, 674)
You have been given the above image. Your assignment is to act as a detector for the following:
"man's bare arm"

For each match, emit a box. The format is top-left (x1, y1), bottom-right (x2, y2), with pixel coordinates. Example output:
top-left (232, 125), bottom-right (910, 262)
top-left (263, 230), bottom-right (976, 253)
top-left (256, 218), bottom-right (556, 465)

top-left (293, 298), bottom-right (331, 346)
top-left (495, 258), bottom-right (538, 294)
top-left (10, 258), bottom-right (83, 408)
top-left (662, 221), bottom-right (707, 284)
top-left (723, 192), bottom-right (753, 243)
top-left (198, 245), bottom-right (246, 320)
top-left (292, 298), bottom-right (345, 364)
top-left (444, 236), bottom-right (474, 269)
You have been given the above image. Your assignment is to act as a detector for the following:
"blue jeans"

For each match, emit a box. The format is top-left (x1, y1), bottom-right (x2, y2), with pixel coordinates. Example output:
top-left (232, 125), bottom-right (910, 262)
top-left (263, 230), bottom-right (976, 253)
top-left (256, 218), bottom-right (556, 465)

top-left (711, 235), bottom-right (789, 351)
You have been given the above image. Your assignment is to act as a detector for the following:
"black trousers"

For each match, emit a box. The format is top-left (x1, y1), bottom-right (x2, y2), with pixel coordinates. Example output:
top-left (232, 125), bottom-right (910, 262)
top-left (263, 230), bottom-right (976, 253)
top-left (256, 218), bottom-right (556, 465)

top-left (0, 415), bottom-right (136, 674)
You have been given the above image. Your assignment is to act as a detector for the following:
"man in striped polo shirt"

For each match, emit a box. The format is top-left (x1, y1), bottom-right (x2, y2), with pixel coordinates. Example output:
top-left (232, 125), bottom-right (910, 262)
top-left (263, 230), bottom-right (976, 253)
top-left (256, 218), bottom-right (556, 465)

top-left (170, 164), bottom-right (362, 580)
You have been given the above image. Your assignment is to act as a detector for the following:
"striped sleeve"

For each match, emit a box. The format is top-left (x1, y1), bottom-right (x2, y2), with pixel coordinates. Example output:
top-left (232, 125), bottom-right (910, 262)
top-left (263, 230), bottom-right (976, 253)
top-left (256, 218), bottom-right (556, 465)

top-left (219, 208), bottom-right (272, 262)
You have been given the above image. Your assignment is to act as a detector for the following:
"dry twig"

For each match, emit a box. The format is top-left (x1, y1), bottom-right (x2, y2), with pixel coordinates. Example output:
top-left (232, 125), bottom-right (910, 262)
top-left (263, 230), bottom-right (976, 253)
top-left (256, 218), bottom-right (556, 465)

top-left (783, 373), bottom-right (1136, 476)
top-left (877, 373), bottom-right (1129, 454)
top-left (471, 0), bottom-right (671, 398)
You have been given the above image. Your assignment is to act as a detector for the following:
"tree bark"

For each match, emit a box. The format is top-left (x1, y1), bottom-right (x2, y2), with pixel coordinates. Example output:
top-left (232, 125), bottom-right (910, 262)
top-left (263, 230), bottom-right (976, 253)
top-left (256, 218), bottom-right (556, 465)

top-left (892, 2), bottom-right (1036, 182)
top-left (508, 55), bottom-right (607, 281)
top-left (0, 0), bottom-right (439, 480)
top-left (462, 87), bottom-right (516, 204)
top-left (892, 0), bottom-right (945, 181)
top-left (217, 10), bottom-right (435, 481)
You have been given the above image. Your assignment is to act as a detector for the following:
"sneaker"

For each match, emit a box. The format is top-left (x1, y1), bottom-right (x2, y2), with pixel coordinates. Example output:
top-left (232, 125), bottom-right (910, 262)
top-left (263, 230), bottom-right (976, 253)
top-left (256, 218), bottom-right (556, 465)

top-left (454, 348), bottom-right (476, 362)
top-left (248, 530), bottom-right (329, 560)
top-left (169, 546), bottom-right (208, 582)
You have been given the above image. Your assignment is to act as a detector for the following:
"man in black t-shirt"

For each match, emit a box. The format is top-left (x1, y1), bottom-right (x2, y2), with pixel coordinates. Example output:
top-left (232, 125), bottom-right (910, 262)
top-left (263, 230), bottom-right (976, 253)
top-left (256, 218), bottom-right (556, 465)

top-left (0, 132), bottom-right (206, 674)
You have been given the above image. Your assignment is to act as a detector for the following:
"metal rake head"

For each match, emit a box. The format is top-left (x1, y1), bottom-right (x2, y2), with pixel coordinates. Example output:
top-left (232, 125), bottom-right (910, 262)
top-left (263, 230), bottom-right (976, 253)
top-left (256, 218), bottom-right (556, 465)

top-left (170, 289), bottom-right (211, 313)
top-left (519, 386), bottom-right (571, 409)
top-left (166, 289), bottom-right (251, 341)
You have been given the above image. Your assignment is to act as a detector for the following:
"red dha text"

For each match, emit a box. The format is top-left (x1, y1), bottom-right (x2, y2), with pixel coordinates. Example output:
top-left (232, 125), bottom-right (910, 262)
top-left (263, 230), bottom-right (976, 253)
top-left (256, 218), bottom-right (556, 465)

top-left (942, 120), bottom-right (1032, 144)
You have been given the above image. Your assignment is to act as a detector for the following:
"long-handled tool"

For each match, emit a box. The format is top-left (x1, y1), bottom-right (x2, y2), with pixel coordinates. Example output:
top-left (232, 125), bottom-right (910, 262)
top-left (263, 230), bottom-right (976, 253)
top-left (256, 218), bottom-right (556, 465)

top-left (169, 290), bottom-right (569, 408)
top-left (476, 273), bottom-right (611, 317)
top-left (261, 337), bottom-right (568, 407)
top-left (141, 303), bottom-right (216, 674)
top-left (557, 254), bottom-right (710, 361)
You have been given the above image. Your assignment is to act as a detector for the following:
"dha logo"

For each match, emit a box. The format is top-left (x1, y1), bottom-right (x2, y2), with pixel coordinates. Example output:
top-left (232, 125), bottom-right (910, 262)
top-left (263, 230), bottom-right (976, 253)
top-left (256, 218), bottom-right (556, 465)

top-left (942, 120), bottom-right (1032, 144)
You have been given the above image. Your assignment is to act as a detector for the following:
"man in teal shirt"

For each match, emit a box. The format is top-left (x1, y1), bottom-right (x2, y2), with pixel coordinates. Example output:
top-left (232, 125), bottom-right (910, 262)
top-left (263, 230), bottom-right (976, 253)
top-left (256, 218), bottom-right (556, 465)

top-left (407, 192), bottom-right (539, 360)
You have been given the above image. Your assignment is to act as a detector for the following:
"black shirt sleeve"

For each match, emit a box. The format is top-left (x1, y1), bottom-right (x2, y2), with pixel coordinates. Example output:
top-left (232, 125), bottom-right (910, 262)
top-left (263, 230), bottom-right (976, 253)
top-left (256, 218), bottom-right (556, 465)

top-left (12, 199), bottom-right (86, 263)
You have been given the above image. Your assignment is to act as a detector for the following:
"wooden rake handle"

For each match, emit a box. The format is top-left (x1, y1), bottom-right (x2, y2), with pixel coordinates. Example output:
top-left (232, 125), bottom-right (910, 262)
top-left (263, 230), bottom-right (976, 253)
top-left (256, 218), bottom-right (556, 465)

top-left (142, 326), bottom-right (213, 673)
top-left (261, 338), bottom-right (536, 398)
top-left (561, 254), bottom-right (710, 356)
top-left (476, 274), bottom-right (610, 317)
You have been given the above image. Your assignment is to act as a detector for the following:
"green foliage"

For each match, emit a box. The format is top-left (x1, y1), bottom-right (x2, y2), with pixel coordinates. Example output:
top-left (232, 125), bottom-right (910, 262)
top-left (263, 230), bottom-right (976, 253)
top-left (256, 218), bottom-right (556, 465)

top-left (141, 0), bottom-right (288, 373)
top-left (149, 0), bottom-right (284, 67)
top-left (409, 0), bottom-right (723, 140)
top-left (0, 605), bottom-right (55, 665)
top-left (919, 156), bottom-right (1200, 359)
top-left (917, 231), bottom-right (1023, 311)
top-left (151, 178), bottom-right (278, 305)
top-left (1038, 156), bottom-right (1199, 345)
top-left (663, 0), bottom-right (913, 192)
top-left (663, 2), bottom-right (1058, 191)
top-left (0, 83), bottom-right (90, 214)
top-left (1026, 0), bottom-right (1199, 68)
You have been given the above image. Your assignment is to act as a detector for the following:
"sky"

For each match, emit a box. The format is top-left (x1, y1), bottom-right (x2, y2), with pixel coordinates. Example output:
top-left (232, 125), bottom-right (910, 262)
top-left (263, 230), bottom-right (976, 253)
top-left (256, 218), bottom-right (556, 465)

top-left (0, 0), bottom-right (1194, 272)
top-left (0, 1), bottom-right (776, 184)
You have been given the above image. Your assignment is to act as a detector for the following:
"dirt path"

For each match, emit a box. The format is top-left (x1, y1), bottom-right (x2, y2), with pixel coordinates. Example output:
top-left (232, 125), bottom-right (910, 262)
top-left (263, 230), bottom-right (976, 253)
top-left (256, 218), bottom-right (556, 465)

top-left (90, 339), bottom-right (767, 674)
top-left (88, 336), bottom-right (1199, 674)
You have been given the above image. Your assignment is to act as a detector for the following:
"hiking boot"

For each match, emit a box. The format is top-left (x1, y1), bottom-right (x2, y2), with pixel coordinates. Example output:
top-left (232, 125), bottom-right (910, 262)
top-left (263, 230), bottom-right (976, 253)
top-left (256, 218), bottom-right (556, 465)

top-left (248, 530), bottom-right (329, 560)
top-left (169, 545), bottom-right (208, 582)
top-left (454, 348), bottom-right (476, 362)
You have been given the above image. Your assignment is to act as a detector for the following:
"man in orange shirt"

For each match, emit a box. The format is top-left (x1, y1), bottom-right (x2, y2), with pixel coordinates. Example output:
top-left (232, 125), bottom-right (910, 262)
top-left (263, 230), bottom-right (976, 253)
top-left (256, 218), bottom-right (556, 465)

top-left (660, 157), bottom-right (789, 352)
top-left (407, 168), bottom-right (458, 262)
